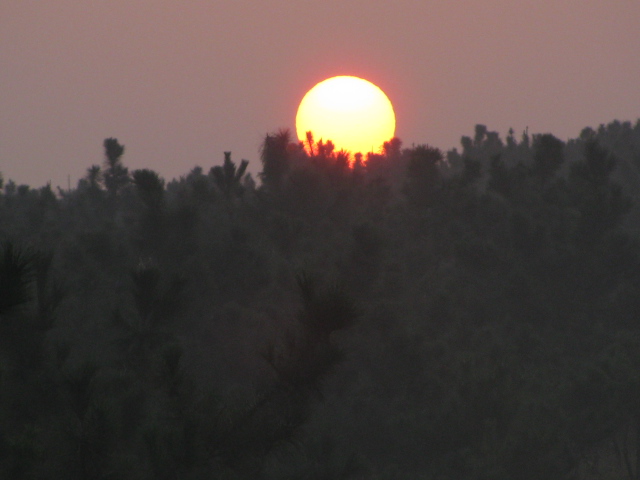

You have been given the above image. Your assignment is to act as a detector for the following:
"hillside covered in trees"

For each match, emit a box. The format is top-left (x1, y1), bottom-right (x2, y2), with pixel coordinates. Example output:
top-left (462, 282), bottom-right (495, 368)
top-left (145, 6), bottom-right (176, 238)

top-left (2, 119), bottom-right (640, 479)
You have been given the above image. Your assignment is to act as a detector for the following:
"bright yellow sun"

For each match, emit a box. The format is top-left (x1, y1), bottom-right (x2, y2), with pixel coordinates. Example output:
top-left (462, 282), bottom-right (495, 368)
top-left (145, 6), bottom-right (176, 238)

top-left (295, 76), bottom-right (396, 156)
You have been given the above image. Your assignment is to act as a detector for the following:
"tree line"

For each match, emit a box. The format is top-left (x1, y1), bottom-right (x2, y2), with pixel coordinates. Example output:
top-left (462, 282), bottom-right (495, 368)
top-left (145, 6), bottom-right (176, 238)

top-left (1, 120), bottom-right (640, 478)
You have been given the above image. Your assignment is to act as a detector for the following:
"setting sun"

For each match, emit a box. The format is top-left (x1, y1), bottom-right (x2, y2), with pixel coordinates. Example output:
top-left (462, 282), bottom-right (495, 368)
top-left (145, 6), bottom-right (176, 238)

top-left (295, 76), bottom-right (396, 156)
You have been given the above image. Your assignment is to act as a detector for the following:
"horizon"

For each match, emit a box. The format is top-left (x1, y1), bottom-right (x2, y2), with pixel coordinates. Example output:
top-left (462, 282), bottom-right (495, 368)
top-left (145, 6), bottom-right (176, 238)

top-left (2, 2), bottom-right (640, 188)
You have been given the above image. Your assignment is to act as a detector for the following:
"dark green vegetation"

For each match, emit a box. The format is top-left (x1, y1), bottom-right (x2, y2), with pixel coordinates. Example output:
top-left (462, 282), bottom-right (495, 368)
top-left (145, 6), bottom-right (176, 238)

top-left (2, 120), bottom-right (640, 478)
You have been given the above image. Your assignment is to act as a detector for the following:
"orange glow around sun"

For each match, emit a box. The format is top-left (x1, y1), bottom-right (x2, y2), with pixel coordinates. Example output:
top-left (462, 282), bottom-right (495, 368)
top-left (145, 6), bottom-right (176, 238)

top-left (295, 76), bottom-right (396, 157)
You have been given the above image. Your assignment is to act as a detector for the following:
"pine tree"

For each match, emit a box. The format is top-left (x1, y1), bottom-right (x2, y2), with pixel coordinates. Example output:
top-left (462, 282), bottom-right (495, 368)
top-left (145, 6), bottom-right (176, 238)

top-left (103, 138), bottom-right (129, 198)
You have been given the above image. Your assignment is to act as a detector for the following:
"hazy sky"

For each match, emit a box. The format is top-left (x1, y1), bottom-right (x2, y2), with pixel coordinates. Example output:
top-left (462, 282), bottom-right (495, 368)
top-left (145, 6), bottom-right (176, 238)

top-left (2, 1), bottom-right (640, 188)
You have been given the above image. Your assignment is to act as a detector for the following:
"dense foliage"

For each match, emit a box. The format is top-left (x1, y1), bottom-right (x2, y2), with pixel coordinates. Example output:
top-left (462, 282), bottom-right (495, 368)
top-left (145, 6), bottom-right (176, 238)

top-left (2, 120), bottom-right (640, 478)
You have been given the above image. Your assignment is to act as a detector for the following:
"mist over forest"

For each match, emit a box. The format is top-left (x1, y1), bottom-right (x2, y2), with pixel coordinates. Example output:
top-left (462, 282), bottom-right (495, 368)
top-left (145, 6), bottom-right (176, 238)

top-left (3, 119), bottom-right (640, 479)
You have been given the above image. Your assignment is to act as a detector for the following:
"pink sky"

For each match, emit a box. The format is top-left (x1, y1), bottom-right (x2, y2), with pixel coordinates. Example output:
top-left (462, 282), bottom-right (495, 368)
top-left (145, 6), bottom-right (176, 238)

top-left (2, 1), bottom-right (640, 188)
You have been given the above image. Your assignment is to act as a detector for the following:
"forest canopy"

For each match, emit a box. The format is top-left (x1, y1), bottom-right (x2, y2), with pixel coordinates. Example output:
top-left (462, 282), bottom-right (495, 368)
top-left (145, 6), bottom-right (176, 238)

top-left (2, 120), bottom-right (640, 479)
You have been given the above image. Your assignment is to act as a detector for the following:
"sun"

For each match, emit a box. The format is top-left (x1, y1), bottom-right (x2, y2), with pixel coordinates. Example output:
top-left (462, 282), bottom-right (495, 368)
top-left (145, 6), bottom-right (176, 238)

top-left (295, 76), bottom-right (395, 157)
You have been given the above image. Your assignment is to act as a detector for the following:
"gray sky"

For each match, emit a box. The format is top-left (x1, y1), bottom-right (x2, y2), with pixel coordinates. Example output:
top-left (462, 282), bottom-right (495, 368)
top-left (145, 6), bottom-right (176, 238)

top-left (2, 1), bottom-right (640, 188)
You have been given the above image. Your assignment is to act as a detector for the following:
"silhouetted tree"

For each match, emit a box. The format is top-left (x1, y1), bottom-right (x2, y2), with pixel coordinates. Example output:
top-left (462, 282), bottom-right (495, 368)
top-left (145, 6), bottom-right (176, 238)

top-left (4, 180), bottom-right (16, 197)
top-left (210, 151), bottom-right (249, 200)
top-left (404, 144), bottom-right (444, 207)
top-left (82, 165), bottom-right (103, 192)
top-left (133, 169), bottom-right (164, 208)
top-left (103, 137), bottom-right (129, 198)
top-left (132, 169), bottom-right (166, 250)
top-left (260, 129), bottom-right (291, 190)
top-left (305, 131), bottom-right (315, 156)
top-left (532, 133), bottom-right (565, 181)
top-left (570, 139), bottom-right (631, 241)
top-left (382, 137), bottom-right (402, 160)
